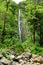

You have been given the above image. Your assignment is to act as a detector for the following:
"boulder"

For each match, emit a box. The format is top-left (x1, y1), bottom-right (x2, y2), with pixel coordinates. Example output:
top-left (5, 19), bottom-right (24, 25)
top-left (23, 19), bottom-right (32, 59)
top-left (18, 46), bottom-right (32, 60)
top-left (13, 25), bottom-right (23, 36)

top-left (37, 63), bottom-right (40, 65)
top-left (22, 52), bottom-right (32, 60)
top-left (41, 64), bottom-right (43, 65)
top-left (0, 54), bottom-right (3, 59)
top-left (32, 54), bottom-right (39, 59)
top-left (19, 59), bottom-right (23, 63)
top-left (0, 57), bottom-right (11, 65)
top-left (32, 63), bottom-right (38, 65)
top-left (9, 51), bottom-right (16, 56)
top-left (21, 62), bottom-right (31, 65)
top-left (21, 61), bottom-right (27, 65)
top-left (16, 55), bottom-right (23, 60)
top-left (9, 54), bottom-right (15, 60)
top-left (31, 56), bottom-right (43, 63)
top-left (0, 62), bottom-right (4, 65)
top-left (16, 52), bottom-right (32, 62)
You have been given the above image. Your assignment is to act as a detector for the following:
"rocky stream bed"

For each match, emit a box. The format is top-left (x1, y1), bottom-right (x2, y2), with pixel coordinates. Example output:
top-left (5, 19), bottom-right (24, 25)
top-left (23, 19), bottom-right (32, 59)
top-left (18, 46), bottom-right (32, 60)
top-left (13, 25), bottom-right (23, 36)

top-left (0, 51), bottom-right (43, 65)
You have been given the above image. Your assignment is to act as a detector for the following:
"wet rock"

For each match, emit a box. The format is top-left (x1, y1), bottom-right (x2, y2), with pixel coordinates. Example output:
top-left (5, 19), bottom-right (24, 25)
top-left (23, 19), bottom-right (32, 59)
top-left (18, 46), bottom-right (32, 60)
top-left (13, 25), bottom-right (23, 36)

top-left (6, 51), bottom-right (10, 55)
top-left (31, 56), bottom-right (43, 63)
top-left (6, 51), bottom-right (16, 56)
top-left (0, 57), bottom-right (11, 65)
top-left (12, 62), bottom-right (16, 65)
top-left (9, 51), bottom-right (16, 56)
top-left (24, 52), bottom-right (32, 59)
top-left (32, 54), bottom-right (39, 59)
top-left (41, 64), bottom-right (43, 65)
top-left (21, 61), bottom-right (26, 65)
top-left (0, 54), bottom-right (3, 59)
top-left (13, 57), bottom-right (19, 62)
top-left (32, 63), bottom-right (37, 65)
top-left (21, 52), bottom-right (32, 60)
top-left (21, 62), bottom-right (30, 65)
top-left (16, 55), bottom-right (23, 60)
top-left (19, 59), bottom-right (23, 63)
top-left (37, 63), bottom-right (40, 65)
top-left (16, 62), bottom-right (21, 65)
top-left (0, 62), bottom-right (4, 65)
top-left (0, 52), bottom-right (43, 65)
top-left (10, 52), bottom-right (32, 62)
top-left (9, 54), bottom-right (15, 60)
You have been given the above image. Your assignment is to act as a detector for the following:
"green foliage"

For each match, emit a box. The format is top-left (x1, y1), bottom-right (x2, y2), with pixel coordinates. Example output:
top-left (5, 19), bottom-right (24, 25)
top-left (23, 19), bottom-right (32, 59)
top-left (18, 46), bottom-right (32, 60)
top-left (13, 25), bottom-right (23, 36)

top-left (30, 43), bottom-right (43, 56)
top-left (22, 40), bottom-right (43, 56)
top-left (0, 49), bottom-right (7, 57)
top-left (7, 55), bottom-right (13, 60)
top-left (0, 0), bottom-right (43, 56)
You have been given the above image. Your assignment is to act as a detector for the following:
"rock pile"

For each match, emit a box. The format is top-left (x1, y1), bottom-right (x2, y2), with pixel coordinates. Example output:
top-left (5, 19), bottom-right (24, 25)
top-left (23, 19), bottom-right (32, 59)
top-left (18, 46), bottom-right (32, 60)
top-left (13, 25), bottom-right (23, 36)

top-left (0, 52), bottom-right (43, 65)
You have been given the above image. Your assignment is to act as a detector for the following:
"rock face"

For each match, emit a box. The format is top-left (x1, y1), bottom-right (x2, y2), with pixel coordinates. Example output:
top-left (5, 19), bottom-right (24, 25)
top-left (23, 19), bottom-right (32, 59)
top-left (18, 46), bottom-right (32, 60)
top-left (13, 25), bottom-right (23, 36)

top-left (0, 52), bottom-right (43, 65)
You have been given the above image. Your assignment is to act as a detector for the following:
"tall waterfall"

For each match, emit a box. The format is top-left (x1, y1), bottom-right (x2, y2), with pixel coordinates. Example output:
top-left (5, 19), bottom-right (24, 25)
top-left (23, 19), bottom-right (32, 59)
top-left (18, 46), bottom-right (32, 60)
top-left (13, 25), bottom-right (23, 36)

top-left (18, 9), bottom-right (22, 42)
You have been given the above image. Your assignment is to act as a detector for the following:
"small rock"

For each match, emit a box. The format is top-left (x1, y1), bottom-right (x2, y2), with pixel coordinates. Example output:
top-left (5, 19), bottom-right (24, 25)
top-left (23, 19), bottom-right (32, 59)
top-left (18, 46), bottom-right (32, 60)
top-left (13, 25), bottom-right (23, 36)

top-left (21, 61), bottom-right (27, 65)
top-left (37, 63), bottom-right (40, 65)
top-left (41, 64), bottom-right (43, 65)
top-left (23, 52), bottom-right (32, 59)
top-left (13, 57), bottom-right (19, 62)
top-left (32, 63), bottom-right (37, 65)
top-left (12, 61), bottom-right (16, 65)
top-left (21, 62), bottom-right (30, 65)
top-left (16, 55), bottom-right (23, 60)
top-left (10, 55), bottom-right (15, 60)
top-left (19, 59), bottom-right (23, 63)
top-left (9, 51), bottom-right (16, 56)
top-left (16, 62), bottom-right (21, 65)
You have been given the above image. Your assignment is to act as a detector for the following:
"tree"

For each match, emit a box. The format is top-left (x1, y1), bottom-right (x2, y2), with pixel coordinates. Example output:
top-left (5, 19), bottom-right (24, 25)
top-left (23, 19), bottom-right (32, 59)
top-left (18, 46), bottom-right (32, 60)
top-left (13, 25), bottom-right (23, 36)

top-left (2, 0), bottom-right (10, 43)
top-left (36, 10), bottom-right (43, 46)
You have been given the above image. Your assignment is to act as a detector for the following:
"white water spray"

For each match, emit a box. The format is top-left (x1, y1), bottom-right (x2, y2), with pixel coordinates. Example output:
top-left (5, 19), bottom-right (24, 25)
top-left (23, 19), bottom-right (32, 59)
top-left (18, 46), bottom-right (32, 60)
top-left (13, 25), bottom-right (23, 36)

top-left (18, 9), bottom-right (22, 42)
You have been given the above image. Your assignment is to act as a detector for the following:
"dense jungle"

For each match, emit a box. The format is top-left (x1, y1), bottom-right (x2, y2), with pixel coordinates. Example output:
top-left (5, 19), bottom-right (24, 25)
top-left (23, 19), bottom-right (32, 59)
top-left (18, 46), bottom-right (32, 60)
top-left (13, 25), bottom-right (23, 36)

top-left (0, 0), bottom-right (43, 58)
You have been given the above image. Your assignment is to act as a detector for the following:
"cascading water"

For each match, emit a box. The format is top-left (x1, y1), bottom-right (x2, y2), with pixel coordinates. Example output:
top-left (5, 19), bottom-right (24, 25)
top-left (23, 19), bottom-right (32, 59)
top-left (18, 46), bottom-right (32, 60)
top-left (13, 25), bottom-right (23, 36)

top-left (18, 9), bottom-right (22, 42)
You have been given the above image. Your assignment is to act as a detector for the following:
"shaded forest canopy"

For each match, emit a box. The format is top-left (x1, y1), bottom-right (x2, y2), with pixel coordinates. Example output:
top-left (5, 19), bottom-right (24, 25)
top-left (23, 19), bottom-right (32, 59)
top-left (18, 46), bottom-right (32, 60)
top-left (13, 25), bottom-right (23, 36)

top-left (0, 0), bottom-right (43, 55)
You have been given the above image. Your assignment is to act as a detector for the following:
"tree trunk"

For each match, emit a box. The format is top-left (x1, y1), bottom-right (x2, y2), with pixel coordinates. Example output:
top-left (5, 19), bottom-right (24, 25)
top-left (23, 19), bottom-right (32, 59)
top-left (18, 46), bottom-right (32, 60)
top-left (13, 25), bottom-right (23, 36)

top-left (33, 23), bottom-right (35, 43)
top-left (40, 23), bottom-right (43, 46)
top-left (2, 0), bottom-right (10, 43)
top-left (2, 14), bottom-right (6, 43)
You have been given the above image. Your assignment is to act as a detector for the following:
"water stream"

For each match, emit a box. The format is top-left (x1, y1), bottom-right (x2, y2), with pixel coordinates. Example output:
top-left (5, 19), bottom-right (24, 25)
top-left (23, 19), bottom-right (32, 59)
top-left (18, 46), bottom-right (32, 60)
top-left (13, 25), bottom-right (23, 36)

top-left (18, 9), bottom-right (22, 42)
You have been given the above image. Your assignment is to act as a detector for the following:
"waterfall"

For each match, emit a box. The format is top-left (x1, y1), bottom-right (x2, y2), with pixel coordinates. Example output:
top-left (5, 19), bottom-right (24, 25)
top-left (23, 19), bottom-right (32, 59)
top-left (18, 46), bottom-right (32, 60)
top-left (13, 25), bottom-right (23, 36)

top-left (18, 9), bottom-right (22, 42)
